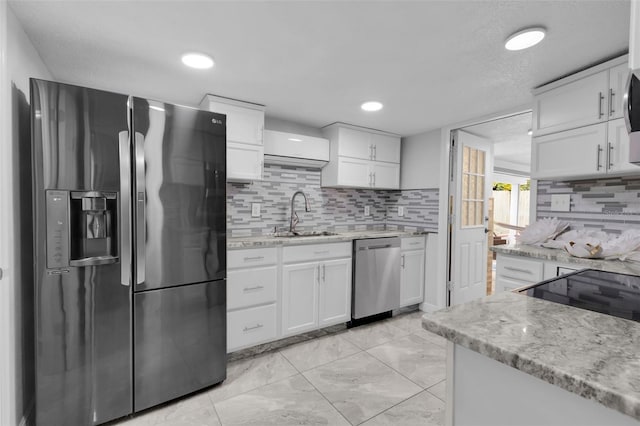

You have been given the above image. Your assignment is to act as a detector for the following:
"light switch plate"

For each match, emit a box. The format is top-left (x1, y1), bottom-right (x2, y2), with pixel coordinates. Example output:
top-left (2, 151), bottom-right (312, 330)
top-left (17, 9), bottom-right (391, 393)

top-left (550, 194), bottom-right (571, 212)
top-left (398, 206), bottom-right (404, 217)
top-left (251, 203), bottom-right (261, 217)
top-left (364, 205), bottom-right (371, 216)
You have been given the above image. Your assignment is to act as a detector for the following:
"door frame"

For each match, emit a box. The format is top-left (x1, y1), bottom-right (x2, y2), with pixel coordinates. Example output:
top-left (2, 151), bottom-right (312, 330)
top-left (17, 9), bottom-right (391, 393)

top-left (0, 2), bottom-right (16, 425)
top-left (436, 105), bottom-right (533, 308)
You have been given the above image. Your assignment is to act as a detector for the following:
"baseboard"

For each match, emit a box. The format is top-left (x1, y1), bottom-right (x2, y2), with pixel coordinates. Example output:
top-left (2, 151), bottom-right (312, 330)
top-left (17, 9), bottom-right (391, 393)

top-left (19, 399), bottom-right (34, 426)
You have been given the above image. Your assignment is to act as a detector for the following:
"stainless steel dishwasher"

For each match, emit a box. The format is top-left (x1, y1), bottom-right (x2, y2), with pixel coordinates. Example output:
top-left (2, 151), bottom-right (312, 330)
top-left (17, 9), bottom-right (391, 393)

top-left (352, 237), bottom-right (401, 320)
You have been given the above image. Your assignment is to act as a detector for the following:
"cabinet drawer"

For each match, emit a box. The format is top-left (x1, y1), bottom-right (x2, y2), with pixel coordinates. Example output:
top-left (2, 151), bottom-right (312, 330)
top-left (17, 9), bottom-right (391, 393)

top-left (283, 242), bottom-right (351, 263)
top-left (496, 276), bottom-right (530, 293)
top-left (402, 236), bottom-right (426, 250)
top-left (227, 266), bottom-right (277, 310)
top-left (496, 256), bottom-right (543, 283)
top-left (227, 304), bottom-right (277, 352)
top-left (228, 247), bottom-right (276, 268)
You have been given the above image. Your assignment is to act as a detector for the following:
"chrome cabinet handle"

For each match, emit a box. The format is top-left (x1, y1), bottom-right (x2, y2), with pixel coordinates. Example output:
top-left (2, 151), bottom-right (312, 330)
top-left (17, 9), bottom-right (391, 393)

top-left (504, 266), bottom-right (532, 274)
top-left (243, 323), bottom-right (263, 332)
top-left (244, 256), bottom-right (264, 261)
top-left (596, 144), bottom-right (603, 171)
top-left (369, 144), bottom-right (373, 160)
top-left (243, 285), bottom-right (264, 292)
top-left (372, 172), bottom-right (376, 187)
top-left (598, 92), bottom-right (604, 119)
top-left (373, 145), bottom-right (377, 160)
top-left (369, 172), bottom-right (373, 187)
top-left (608, 142), bottom-right (614, 169)
top-left (401, 254), bottom-right (405, 268)
top-left (119, 131), bottom-right (131, 287)
top-left (314, 250), bottom-right (330, 255)
top-left (322, 263), bottom-right (326, 281)
top-left (609, 88), bottom-right (615, 116)
top-left (134, 132), bottom-right (146, 286)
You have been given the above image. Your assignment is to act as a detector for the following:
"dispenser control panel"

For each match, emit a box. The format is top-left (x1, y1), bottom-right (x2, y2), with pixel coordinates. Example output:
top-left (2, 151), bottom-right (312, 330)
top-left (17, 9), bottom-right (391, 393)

top-left (46, 190), bottom-right (70, 269)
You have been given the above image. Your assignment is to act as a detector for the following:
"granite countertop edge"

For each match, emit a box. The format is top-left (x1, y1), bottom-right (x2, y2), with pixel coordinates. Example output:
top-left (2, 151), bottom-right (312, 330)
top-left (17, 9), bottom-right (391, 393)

top-left (227, 230), bottom-right (434, 249)
top-left (422, 293), bottom-right (640, 421)
top-left (491, 244), bottom-right (640, 276)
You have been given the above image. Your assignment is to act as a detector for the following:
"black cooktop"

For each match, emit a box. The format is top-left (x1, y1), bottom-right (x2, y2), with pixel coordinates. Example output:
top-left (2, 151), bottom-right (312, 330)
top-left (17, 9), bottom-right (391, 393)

top-left (519, 269), bottom-right (640, 323)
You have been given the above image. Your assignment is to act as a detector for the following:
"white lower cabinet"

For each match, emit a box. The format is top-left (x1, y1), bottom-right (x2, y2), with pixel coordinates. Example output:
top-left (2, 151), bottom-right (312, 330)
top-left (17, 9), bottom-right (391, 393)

top-left (400, 237), bottom-right (426, 307)
top-left (281, 243), bottom-right (352, 337)
top-left (227, 304), bottom-right (277, 351)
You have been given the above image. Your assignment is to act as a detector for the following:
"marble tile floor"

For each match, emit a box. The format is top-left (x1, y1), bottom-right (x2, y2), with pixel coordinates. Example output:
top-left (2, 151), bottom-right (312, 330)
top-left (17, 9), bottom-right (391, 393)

top-left (113, 311), bottom-right (447, 426)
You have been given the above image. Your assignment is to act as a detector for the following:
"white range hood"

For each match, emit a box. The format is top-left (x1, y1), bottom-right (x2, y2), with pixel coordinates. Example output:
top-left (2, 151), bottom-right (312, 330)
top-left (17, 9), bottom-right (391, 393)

top-left (263, 130), bottom-right (330, 168)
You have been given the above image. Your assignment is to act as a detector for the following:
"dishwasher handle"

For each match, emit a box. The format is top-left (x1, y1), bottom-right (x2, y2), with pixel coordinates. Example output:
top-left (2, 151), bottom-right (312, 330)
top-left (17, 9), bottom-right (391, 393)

top-left (359, 244), bottom-right (393, 250)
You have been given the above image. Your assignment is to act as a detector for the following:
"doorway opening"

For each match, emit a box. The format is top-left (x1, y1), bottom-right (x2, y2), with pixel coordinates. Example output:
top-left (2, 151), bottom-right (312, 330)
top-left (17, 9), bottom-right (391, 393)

top-left (447, 111), bottom-right (532, 304)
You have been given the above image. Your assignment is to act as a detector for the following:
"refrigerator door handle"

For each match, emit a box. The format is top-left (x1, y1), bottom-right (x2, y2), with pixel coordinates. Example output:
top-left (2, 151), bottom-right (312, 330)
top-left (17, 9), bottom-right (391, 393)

top-left (119, 131), bottom-right (131, 286)
top-left (135, 132), bottom-right (146, 285)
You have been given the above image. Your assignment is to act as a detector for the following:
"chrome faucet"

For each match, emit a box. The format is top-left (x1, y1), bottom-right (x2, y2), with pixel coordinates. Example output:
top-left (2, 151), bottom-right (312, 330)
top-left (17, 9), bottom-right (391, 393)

top-left (289, 190), bottom-right (311, 234)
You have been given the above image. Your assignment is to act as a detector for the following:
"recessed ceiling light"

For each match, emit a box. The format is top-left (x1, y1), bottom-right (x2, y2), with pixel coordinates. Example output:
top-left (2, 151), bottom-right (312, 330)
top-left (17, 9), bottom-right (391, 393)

top-left (505, 27), bottom-right (546, 51)
top-left (527, 129), bottom-right (533, 136)
top-left (361, 101), bottom-right (383, 112)
top-left (181, 52), bottom-right (214, 69)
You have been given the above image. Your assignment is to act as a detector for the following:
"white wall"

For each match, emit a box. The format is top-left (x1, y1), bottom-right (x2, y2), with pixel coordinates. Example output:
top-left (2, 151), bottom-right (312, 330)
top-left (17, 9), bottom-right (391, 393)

top-left (1, 6), bottom-right (52, 425)
top-left (400, 129), bottom-right (441, 190)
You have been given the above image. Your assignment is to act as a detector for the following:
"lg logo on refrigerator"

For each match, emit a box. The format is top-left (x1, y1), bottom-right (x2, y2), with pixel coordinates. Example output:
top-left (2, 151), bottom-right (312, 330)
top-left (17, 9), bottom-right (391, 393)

top-left (211, 118), bottom-right (223, 125)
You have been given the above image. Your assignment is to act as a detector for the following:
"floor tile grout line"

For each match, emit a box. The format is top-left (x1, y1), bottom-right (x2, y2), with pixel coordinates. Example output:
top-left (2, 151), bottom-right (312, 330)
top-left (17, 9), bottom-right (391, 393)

top-left (425, 379), bottom-right (447, 403)
top-left (210, 352), bottom-right (299, 407)
top-left (354, 387), bottom-right (426, 425)
top-left (299, 372), bottom-right (355, 426)
top-left (277, 334), bottom-right (365, 374)
top-left (364, 346), bottom-right (438, 391)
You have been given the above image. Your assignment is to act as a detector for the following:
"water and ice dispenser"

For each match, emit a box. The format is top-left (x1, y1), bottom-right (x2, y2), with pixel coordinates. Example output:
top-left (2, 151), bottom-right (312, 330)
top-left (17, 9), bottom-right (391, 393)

top-left (46, 190), bottom-right (119, 268)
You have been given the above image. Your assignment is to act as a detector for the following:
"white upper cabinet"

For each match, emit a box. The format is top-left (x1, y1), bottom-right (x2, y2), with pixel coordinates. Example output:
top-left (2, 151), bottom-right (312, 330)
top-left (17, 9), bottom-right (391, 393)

top-left (200, 94), bottom-right (266, 182)
top-left (607, 118), bottom-right (639, 175)
top-left (532, 123), bottom-right (607, 180)
top-left (533, 70), bottom-right (609, 136)
top-left (608, 63), bottom-right (629, 120)
top-left (322, 123), bottom-right (401, 189)
top-left (532, 56), bottom-right (628, 137)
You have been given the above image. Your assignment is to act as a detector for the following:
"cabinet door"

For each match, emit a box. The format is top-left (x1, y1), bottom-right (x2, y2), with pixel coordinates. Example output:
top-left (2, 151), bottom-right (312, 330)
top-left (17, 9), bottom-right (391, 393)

top-left (282, 262), bottom-right (318, 337)
top-left (337, 157), bottom-right (372, 187)
top-left (609, 63), bottom-right (629, 120)
top-left (209, 102), bottom-right (264, 145)
top-left (337, 127), bottom-right (372, 159)
top-left (531, 122), bottom-right (607, 180)
top-left (607, 118), bottom-right (639, 175)
top-left (400, 250), bottom-right (425, 307)
top-left (533, 70), bottom-right (609, 136)
top-left (227, 142), bottom-right (263, 182)
top-left (372, 162), bottom-right (400, 189)
top-left (370, 133), bottom-right (401, 163)
top-left (318, 258), bottom-right (352, 327)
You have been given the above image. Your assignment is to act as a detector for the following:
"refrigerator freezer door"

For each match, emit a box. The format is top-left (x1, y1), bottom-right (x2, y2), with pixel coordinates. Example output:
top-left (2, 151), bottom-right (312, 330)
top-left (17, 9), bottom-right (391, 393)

top-left (132, 99), bottom-right (226, 291)
top-left (134, 280), bottom-right (227, 411)
top-left (31, 79), bottom-right (132, 425)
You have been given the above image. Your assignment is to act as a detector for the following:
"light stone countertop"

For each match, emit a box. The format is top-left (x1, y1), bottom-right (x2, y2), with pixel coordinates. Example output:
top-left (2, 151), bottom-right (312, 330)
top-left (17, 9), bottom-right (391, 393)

top-left (227, 229), bottom-right (432, 249)
top-left (491, 244), bottom-right (640, 276)
top-left (422, 291), bottom-right (640, 422)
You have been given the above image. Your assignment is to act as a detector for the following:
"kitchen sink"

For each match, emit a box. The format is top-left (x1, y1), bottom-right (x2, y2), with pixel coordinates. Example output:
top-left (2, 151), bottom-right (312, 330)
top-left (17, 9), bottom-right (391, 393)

top-left (273, 231), bottom-right (339, 238)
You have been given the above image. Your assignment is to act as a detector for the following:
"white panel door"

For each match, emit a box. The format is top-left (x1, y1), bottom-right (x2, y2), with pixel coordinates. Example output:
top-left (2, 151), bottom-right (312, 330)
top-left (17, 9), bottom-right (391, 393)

top-left (227, 142), bottom-right (263, 182)
top-left (400, 250), bottom-right (425, 307)
top-left (281, 262), bottom-right (318, 336)
top-left (337, 127), bottom-right (372, 159)
top-left (450, 130), bottom-right (492, 305)
top-left (607, 118), bottom-right (640, 174)
top-left (531, 123), bottom-right (607, 180)
top-left (372, 162), bottom-right (400, 189)
top-left (533, 70), bottom-right (609, 136)
top-left (609, 63), bottom-right (630, 120)
top-left (318, 258), bottom-right (352, 327)
top-left (337, 157), bottom-right (371, 187)
top-left (370, 133), bottom-right (401, 163)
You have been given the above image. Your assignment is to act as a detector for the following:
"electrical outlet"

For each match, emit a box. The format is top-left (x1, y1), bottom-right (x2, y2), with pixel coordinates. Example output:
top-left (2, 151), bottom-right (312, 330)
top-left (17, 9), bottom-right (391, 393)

top-left (364, 205), bottom-right (371, 216)
top-left (398, 206), bottom-right (404, 217)
top-left (251, 202), bottom-right (261, 217)
top-left (550, 194), bottom-right (571, 212)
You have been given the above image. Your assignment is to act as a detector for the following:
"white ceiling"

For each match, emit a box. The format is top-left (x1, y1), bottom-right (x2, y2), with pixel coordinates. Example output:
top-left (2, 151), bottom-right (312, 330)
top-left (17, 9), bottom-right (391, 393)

top-left (9, 0), bottom-right (631, 137)
top-left (463, 112), bottom-right (533, 174)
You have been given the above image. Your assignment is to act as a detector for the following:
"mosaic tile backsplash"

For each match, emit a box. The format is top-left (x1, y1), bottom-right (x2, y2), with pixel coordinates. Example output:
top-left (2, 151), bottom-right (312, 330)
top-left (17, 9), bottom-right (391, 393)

top-left (537, 176), bottom-right (640, 234)
top-left (227, 164), bottom-right (439, 237)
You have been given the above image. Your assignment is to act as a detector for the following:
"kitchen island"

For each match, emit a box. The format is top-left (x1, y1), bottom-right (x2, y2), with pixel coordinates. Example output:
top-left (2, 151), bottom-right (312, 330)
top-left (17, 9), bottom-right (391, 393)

top-left (422, 291), bottom-right (640, 425)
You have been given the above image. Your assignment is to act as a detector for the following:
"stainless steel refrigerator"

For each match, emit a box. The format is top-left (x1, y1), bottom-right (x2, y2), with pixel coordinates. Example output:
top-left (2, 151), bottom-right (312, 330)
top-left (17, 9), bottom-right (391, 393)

top-left (31, 79), bottom-right (227, 425)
